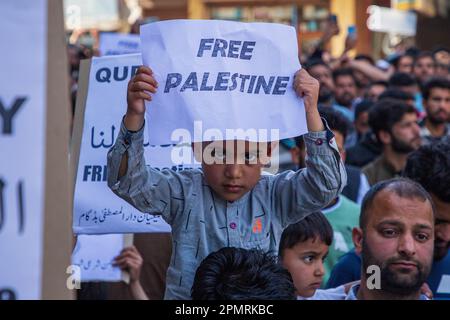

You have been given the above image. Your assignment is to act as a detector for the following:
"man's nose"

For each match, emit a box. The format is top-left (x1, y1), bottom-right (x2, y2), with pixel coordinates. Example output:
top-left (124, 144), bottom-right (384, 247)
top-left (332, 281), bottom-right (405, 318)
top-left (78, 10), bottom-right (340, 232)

top-left (398, 233), bottom-right (417, 257)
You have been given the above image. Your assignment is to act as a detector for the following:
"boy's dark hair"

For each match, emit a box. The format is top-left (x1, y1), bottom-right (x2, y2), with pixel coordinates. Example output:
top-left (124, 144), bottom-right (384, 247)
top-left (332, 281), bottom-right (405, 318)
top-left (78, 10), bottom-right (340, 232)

top-left (278, 212), bottom-right (333, 258)
top-left (422, 77), bottom-right (450, 100)
top-left (191, 247), bottom-right (296, 300)
top-left (368, 99), bottom-right (416, 138)
top-left (414, 51), bottom-right (436, 66)
top-left (359, 178), bottom-right (434, 230)
top-left (388, 72), bottom-right (417, 88)
top-left (354, 99), bottom-right (374, 121)
top-left (403, 141), bottom-right (450, 203)
top-left (332, 68), bottom-right (356, 83)
top-left (378, 89), bottom-right (414, 103)
top-left (318, 106), bottom-right (351, 139)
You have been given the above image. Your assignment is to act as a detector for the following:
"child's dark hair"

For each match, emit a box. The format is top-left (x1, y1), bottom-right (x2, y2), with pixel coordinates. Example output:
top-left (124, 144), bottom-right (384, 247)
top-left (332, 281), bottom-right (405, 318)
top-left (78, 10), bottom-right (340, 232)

top-left (191, 247), bottom-right (296, 300)
top-left (354, 99), bottom-right (374, 121)
top-left (278, 212), bottom-right (333, 258)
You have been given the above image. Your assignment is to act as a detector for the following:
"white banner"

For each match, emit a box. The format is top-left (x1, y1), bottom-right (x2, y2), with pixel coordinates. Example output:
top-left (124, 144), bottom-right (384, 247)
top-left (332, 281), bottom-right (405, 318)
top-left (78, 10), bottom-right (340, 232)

top-left (73, 53), bottom-right (198, 234)
top-left (72, 234), bottom-right (132, 282)
top-left (0, 0), bottom-right (47, 299)
top-left (367, 5), bottom-right (417, 36)
top-left (99, 32), bottom-right (141, 56)
top-left (140, 20), bottom-right (306, 145)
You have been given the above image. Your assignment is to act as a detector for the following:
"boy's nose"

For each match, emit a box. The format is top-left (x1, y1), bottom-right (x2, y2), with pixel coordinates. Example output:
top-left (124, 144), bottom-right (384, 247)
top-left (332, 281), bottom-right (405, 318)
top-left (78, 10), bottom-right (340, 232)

top-left (224, 164), bottom-right (243, 179)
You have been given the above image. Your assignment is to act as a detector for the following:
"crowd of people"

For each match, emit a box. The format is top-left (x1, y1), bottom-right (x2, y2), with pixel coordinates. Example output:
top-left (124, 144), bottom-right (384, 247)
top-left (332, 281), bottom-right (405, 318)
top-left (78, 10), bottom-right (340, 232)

top-left (68, 18), bottom-right (450, 301)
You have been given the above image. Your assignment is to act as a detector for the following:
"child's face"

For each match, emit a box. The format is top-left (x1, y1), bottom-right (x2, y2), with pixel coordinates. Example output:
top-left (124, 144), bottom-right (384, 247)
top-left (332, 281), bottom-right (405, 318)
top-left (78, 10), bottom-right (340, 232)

top-left (281, 238), bottom-right (329, 298)
top-left (196, 140), bottom-right (272, 202)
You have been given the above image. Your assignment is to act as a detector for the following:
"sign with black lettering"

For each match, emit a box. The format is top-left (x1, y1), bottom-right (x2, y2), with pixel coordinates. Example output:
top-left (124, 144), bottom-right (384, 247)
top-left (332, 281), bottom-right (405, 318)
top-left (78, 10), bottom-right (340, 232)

top-left (71, 53), bottom-right (198, 234)
top-left (0, 0), bottom-right (72, 299)
top-left (140, 20), bottom-right (307, 145)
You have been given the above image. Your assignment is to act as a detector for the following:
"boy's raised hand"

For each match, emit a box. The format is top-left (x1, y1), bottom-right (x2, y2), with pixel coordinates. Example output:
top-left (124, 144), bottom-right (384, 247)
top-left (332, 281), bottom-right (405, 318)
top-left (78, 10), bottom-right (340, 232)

top-left (293, 68), bottom-right (323, 132)
top-left (294, 68), bottom-right (319, 112)
top-left (124, 66), bottom-right (158, 131)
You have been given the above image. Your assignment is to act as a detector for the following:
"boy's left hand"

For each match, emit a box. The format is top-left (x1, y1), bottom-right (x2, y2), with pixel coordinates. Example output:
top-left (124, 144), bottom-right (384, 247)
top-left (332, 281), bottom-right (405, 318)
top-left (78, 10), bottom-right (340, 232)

top-left (293, 69), bottom-right (320, 112)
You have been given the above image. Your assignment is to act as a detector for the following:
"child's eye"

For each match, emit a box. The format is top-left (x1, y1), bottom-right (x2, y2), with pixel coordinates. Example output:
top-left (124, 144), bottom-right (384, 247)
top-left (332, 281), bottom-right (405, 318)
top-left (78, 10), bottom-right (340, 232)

top-left (302, 256), bottom-right (314, 264)
top-left (244, 152), bottom-right (258, 163)
top-left (212, 149), bottom-right (226, 160)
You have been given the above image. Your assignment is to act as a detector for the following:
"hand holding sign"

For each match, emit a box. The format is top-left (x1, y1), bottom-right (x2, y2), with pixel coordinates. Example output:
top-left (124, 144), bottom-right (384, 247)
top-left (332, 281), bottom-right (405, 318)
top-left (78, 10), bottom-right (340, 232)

top-left (293, 69), bottom-right (323, 132)
top-left (125, 66), bottom-right (158, 131)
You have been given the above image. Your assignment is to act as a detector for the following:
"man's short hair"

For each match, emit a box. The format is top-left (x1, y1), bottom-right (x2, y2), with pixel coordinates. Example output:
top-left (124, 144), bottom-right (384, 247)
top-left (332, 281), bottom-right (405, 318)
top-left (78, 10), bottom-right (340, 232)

top-left (414, 51), bottom-right (436, 66)
top-left (421, 77), bottom-right (450, 100)
top-left (332, 68), bottom-right (356, 83)
top-left (318, 106), bottom-right (352, 139)
top-left (388, 72), bottom-right (417, 88)
top-left (278, 212), bottom-right (333, 258)
top-left (355, 54), bottom-right (375, 66)
top-left (368, 99), bottom-right (416, 139)
top-left (304, 58), bottom-right (331, 72)
top-left (403, 141), bottom-right (450, 203)
top-left (378, 89), bottom-right (415, 102)
top-left (359, 178), bottom-right (434, 230)
top-left (191, 247), bottom-right (296, 300)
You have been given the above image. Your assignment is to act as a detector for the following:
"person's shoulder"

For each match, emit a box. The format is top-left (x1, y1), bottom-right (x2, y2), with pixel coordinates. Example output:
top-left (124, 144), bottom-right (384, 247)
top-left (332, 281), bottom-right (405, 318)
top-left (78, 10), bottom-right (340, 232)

top-left (340, 195), bottom-right (361, 211)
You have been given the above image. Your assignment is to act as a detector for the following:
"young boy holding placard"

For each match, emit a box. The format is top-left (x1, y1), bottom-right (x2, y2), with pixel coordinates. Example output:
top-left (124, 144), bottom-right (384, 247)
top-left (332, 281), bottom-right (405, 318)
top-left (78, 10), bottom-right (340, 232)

top-left (107, 65), bottom-right (346, 299)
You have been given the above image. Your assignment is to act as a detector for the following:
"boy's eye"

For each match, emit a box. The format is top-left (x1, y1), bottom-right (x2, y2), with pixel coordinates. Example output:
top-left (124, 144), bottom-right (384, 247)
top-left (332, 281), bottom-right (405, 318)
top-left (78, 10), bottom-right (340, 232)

top-left (212, 149), bottom-right (226, 160)
top-left (244, 152), bottom-right (258, 162)
top-left (302, 256), bottom-right (314, 264)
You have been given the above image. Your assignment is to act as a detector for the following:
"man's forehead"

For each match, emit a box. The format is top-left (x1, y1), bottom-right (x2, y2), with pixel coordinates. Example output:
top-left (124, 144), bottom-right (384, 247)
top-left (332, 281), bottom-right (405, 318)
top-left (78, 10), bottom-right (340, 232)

top-left (369, 190), bottom-right (434, 227)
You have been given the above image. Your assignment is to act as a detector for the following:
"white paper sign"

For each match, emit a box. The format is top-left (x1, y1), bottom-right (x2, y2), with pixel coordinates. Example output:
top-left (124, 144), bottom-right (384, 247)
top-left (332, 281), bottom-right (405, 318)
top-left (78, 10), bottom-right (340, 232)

top-left (99, 32), bottom-right (141, 56)
top-left (0, 0), bottom-right (47, 299)
top-left (367, 5), bottom-right (417, 36)
top-left (140, 19), bottom-right (306, 145)
top-left (73, 53), bottom-right (198, 234)
top-left (72, 234), bottom-right (132, 282)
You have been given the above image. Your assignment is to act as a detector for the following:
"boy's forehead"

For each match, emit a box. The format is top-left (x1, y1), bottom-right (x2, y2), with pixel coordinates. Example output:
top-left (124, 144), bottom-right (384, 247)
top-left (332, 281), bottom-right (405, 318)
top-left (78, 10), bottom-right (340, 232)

top-left (200, 140), bottom-right (269, 151)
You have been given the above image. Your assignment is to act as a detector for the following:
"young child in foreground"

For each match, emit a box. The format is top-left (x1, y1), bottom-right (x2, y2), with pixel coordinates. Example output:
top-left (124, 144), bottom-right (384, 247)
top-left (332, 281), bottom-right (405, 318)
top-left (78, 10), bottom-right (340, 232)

top-left (279, 211), bottom-right (348, 299)
top-left (107, 65), bottom-right (346, 299)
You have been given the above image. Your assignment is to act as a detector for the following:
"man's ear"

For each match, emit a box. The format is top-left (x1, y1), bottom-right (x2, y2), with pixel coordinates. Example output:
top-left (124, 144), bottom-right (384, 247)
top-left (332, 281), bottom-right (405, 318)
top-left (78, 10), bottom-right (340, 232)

top-left (352, 227), bottom-right (364, 255)
top-left (378, 130), bottom-right (391, 145)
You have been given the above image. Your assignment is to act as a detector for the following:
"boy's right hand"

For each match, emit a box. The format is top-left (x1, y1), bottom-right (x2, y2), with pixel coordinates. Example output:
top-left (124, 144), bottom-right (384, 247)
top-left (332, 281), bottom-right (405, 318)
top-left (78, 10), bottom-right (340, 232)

top-left (125, 66), bottom-right (158, 130)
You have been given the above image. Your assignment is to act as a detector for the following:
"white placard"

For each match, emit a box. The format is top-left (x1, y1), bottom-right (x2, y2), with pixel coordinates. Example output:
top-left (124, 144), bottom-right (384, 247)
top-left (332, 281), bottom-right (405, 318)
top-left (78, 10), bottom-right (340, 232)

top-left (140, 19), bottom-right (306, 145)
top-left (367, 5), bottom-right (417, 36)
top-left (72, 234), bottom-right (132, 282)
top-left (99, 32), bottom-right (141, 56)
top-left (73, 53), bottom-right (198, 234)
top-left (0, 0), bottom-right (47, 299)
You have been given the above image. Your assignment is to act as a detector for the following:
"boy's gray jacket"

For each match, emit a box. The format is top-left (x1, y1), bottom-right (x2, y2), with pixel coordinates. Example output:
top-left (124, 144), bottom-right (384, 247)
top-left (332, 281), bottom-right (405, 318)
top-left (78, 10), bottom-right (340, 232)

top-left (107, 120), bottom-right (347, 299)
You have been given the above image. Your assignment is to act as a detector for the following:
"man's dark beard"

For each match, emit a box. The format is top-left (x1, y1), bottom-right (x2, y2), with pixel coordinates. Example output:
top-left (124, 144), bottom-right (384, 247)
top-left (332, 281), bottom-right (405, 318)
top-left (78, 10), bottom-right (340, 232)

top-left (318, 89), bottom-right (333, 104)
top-left (390, 134), bottom-right (417, 154)
top-left (362, 239), bottom-right (430, 297)
top-left (427, 112), bottom-right (447, 125)
top-left (335, 93), bottom-right (353, 108)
